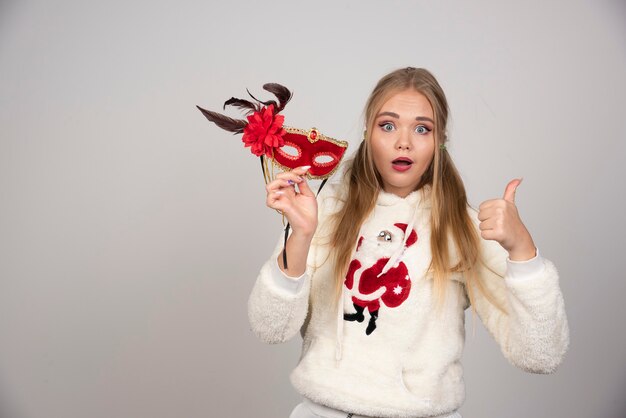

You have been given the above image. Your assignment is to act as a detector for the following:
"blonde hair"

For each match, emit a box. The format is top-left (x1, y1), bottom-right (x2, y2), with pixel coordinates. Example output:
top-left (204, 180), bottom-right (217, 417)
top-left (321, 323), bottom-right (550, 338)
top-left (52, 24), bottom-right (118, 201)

top-left (329, 67), bottom-right (502, 312)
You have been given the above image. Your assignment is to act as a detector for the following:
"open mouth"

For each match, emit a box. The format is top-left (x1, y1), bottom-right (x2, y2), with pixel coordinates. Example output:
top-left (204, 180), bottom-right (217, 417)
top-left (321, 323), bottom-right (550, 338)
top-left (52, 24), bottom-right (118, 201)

top-left (392, 157), bottom-right (413, 166)
top-left (392, 157), bottom-right (413, 172)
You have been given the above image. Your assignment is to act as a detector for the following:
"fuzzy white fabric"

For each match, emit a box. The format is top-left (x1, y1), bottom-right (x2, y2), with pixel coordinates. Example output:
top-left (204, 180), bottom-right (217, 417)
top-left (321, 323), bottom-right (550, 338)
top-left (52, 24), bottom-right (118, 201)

top-left (248, 183), bottom-right (569, 418)
top-left (290, 398), bottom-right (463, 418)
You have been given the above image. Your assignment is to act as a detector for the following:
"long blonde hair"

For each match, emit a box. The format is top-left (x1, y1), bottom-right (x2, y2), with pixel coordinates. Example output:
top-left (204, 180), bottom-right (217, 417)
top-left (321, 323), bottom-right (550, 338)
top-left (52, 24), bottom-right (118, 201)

top-left (329, 67), bottom-right (500, 311)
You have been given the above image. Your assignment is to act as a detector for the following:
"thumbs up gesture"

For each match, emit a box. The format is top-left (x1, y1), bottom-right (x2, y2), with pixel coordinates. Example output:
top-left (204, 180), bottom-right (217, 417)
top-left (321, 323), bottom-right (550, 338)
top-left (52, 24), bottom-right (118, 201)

top-left (478, 179), bottom-right (537, 261)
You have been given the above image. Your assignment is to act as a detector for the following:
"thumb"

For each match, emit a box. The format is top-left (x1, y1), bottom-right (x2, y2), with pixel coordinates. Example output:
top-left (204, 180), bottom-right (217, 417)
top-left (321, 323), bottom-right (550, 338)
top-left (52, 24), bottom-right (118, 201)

top-left (297, 175), bottom-right (315, 197)
top-left (503, 178), bottom-right (523, 202)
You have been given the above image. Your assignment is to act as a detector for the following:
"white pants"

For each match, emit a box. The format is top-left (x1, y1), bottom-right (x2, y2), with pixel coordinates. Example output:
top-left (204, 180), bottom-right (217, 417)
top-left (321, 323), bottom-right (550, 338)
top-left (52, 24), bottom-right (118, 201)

top-left (289, 398), bottom-right (462, 418)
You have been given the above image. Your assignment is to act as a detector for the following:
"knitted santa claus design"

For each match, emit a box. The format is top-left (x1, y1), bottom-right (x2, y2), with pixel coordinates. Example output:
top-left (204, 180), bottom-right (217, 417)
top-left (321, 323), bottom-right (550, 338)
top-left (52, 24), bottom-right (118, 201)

top-left (343, 223), bottom-right (418, 335)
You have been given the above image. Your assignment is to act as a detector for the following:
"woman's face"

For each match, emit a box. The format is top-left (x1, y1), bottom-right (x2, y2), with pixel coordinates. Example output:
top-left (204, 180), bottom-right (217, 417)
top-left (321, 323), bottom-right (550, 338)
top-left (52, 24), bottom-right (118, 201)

top-left (370, 89), bottom-right (436, 197)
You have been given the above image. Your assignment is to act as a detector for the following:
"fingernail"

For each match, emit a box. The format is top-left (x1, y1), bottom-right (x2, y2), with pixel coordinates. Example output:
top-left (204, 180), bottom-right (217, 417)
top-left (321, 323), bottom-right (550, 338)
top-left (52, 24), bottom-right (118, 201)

top-left (300, 165), bottom-right (311, 171)
top-left (287, 179), bottom-right (295, 185)
top-left (274, 191), bottom-right (284, 195)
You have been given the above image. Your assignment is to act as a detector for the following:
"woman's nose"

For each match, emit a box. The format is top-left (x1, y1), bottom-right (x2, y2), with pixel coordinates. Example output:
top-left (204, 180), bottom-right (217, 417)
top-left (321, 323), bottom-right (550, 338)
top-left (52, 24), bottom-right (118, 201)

top-left (395, 129), bottom-right (411, 150)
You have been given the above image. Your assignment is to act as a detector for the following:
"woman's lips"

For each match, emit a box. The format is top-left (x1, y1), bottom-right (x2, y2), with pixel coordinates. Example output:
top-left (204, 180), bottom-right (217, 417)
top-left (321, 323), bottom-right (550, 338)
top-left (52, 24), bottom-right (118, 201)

top-left (392, 158), bottom-right (413, 172)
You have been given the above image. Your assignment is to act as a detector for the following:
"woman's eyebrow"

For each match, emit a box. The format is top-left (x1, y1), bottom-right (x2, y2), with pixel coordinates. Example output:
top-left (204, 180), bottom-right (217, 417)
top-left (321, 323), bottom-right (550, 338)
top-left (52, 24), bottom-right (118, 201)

top-left (377, 111), bottom-right (400, 119)
top-left (416, 116), bottom-right (434, 124)
top-left (376, 111), bottom-right (434, 124)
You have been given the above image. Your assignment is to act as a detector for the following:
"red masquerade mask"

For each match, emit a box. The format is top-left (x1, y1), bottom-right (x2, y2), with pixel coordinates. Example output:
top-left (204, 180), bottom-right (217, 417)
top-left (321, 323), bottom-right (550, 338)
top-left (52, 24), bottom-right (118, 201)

top-left (273, 127), bottom-right (346, 179)
top-left (196, 83), bottom-right (348, 181)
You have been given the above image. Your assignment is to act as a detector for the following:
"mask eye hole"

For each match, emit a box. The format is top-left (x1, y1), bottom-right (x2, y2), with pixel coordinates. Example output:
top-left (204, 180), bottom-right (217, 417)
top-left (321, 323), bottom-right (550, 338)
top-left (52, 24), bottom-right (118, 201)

top-left (277, 142), bottom-right (302, 161)
top-left (313, 152), bottom-right (338, 167)
top-left (377, 230), bottom-right (392, 242)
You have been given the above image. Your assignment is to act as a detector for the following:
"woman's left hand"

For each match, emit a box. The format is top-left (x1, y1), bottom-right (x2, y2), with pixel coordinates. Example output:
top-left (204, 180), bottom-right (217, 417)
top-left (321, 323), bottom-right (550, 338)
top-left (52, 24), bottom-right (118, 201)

top-left (478, 179), bottom-right (537, 261)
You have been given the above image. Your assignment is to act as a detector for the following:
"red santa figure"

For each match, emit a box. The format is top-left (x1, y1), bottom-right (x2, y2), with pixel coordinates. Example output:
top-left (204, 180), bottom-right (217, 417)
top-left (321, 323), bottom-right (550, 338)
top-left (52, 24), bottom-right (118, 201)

top-left (343, 223), bottom-right (418, 335)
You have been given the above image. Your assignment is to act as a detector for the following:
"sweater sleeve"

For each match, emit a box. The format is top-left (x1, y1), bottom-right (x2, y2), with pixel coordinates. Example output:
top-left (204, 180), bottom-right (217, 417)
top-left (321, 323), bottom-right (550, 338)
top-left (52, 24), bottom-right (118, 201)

top-left (247, 183), bottom-right (341, 344)
top-left (465, 210), bottom-right (570, 374)
top-left (247, 233), bottom-right (312, 344)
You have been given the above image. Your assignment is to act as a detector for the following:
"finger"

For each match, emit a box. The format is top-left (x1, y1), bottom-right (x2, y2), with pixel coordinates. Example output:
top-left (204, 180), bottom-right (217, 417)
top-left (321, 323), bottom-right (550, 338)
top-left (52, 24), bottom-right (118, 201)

top-left (266, 178), bottom-right (299, 192)
top-left (274, 171), bottom-right (305, 184)
top-left (291, 165), bottom-right (311, 175)
top-left (479, 218), bottom-right (497, 231)
top-left (477, 208), bottom-right (490, 222)
top-left (296, 176), bottom-right (315, 197)
top-left (478, 205), bottom-right (505, 222)
top-left (503, 178), bottom-right (523, 203)
top-left (478, 199), bottom-right (498, 211)
top-left (266, 189), bottom-right (282, 206)
top-left (266, 190), bottom-right (291, 211)
top-left (480, 229), bottom-right (499, 241)
top-left (477, 205), bottom-right (498, 221)
top-left (265, 176), bottom-right (301, 197)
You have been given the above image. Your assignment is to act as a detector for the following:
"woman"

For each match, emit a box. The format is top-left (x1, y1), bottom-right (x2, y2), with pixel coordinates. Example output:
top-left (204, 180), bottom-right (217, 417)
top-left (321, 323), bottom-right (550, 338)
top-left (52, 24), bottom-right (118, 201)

top-left (248, 67), bottom-right (569, 418)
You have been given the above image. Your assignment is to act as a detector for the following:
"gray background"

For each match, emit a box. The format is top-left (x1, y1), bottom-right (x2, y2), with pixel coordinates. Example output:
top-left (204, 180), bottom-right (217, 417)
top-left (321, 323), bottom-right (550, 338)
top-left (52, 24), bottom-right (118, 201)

top-left (1, 0), bottom-right (625, 417)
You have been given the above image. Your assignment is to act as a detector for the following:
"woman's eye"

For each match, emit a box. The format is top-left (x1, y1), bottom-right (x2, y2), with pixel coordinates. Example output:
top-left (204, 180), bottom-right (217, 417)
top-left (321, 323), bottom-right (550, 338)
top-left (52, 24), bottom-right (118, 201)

top-left (379, 122), bottom-right (394, 132)
top-left (415, 125), bottom-right (431, 134)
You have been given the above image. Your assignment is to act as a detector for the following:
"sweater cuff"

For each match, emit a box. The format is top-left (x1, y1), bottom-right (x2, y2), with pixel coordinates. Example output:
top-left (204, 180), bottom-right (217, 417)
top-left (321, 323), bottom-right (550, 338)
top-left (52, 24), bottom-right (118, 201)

top-left (270, 258), bottom-right (307, 294)
top-left (506, 248), bottom-right (545, 280)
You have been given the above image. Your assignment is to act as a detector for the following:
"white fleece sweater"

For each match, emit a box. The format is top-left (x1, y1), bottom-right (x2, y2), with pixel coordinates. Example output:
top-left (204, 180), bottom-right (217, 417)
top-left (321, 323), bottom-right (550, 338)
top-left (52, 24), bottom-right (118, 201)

top-left (248, 183), bottom-right (569, 418)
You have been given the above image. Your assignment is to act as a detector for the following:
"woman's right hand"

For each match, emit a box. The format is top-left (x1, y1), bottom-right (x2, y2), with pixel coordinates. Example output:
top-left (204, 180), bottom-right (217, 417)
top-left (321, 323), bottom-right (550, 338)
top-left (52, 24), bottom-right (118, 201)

top-left (265, 165), bottom-right (318, 238)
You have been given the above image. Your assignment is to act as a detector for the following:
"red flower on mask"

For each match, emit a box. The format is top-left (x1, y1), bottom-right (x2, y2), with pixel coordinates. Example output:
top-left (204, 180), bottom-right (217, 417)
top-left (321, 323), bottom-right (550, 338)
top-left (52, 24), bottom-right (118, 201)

top-left (242, 104), bottom-right (286, 157)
